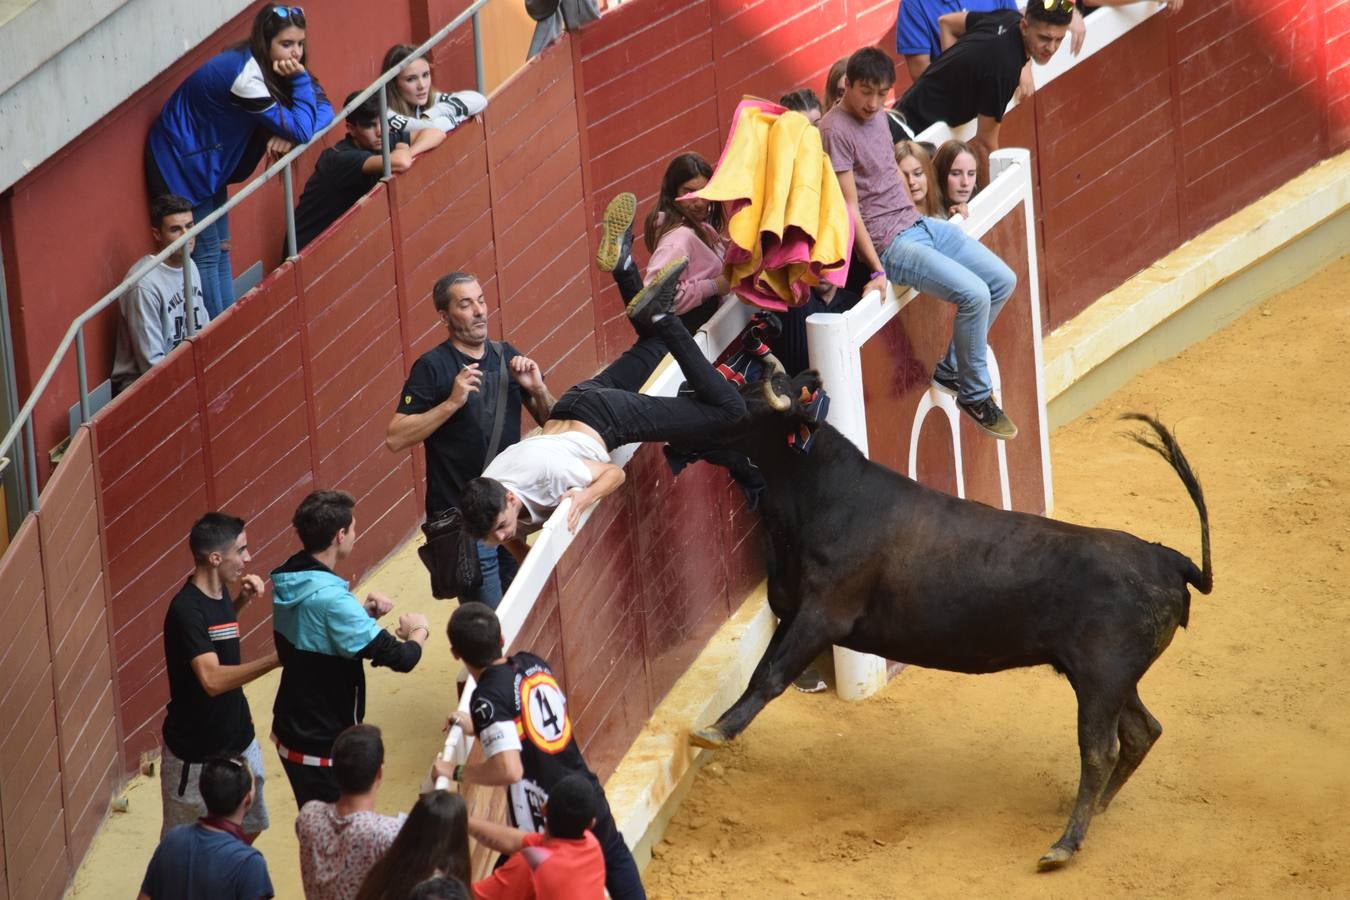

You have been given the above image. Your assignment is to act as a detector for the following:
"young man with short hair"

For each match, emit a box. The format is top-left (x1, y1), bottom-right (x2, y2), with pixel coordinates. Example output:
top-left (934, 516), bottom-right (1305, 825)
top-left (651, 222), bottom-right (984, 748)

top-left (296, 724), bottom-right (406, 900)
top-left (470, 773), bottom-right (608, 900)
top-left (896, 0), bottom-right (1075, 149)
top-left (386, 271), bottom-right (554, 608)
top-left (159, 512), bottom-right (279, 840)
top-left (293, 92), bottom-right (445, 251)
top-left (112, 194), bottom-right (210, 394)
top-left (271, 490), bottom-right (431, 806)
top-left (435, 602), bottom-right (644, 900)
top-left (821, 47), bottom-right (1019, 438)
top-left (458, 259), bottom-right (746, 546)
top-left (139, 757), bottom-right (274, 899)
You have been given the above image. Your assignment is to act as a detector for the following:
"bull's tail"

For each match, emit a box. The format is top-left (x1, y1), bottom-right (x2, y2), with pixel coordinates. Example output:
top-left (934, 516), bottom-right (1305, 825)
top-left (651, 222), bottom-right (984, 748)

top-left (1120, 413), bottom-right (1213, 594)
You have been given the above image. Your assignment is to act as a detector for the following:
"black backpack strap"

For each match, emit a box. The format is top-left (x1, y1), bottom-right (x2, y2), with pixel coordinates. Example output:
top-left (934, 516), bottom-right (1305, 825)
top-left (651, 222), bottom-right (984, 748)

top-left (484, 341), bottom-right (511, 463)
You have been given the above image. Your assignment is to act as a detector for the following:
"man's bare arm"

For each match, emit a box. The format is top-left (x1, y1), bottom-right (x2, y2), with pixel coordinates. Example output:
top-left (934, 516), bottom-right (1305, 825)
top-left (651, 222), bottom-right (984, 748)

top-left (835, 169), bottom-right (888, 299)
top-left (560, 460), bottom-right (625, 533)
top-left (469, 816), bottom-right (527, 856)
top-left (386, 364), bottom-right (482, 452)
top-left (937, 11), bottom-right (968, 51)
top-left (433, 748), bottom-right (524, 786)
top-left (190, 651), bottom-right (280, 698)
top-left (903, 53), bottom-right (930, 82)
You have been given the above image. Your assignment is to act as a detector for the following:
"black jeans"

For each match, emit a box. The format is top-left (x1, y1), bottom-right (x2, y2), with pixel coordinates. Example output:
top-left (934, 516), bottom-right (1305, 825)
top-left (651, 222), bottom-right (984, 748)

top-left (279, 757), bottom-right (339, 807)
top-left (549, 314), bottom-right (745, 451)
top-left (594, 810), bottom-right (646, 900)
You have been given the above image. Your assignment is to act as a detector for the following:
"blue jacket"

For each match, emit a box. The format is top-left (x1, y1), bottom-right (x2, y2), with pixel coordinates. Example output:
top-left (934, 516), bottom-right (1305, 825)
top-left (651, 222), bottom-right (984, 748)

top-left (270, 552), bottom-right (420, 756)
top-left (148, 47), bottom-right (333, 205)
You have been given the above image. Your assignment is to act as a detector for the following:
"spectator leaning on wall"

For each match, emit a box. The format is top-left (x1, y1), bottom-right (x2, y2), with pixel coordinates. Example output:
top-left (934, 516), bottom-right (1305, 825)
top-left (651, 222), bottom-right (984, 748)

top-left (436, 602), bottom-right (645, 900)
top-left (894, 0), bottom-right (1074, 153)
top-left (145, 3), bottom-right (334, 318)
top-left (159, 512), bottom-right (279, 841)
top-left (292, 92), bottom-right (444, 251)
top-left (270, 490), bottom-right (430, 807)
top-left (111, 195), bottom-right (210, 395)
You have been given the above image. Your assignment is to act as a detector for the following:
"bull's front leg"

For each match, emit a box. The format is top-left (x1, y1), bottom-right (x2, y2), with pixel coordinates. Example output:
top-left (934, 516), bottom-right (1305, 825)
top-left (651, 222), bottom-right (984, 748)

top-left (691, 603), bottom-right (838, 749)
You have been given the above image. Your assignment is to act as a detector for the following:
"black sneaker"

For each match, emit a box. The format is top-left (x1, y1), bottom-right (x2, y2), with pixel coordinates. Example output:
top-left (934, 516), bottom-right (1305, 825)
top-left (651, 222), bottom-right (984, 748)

top-left (957, 395), bottom-right (1018, 440)
top-left (627, 257), bottom-right (687, 326)
top-left (930, 370), bottom-right (960, 396)
top-left (792, 666), bottom-right (828, 693)
top-left (597, 192), bottom-right (636, 273)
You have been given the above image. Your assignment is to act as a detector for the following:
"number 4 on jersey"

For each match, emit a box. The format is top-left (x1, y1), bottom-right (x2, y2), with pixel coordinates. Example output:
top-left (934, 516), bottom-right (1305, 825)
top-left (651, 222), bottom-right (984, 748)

top-left (520, 671), bottom-right (572, 753)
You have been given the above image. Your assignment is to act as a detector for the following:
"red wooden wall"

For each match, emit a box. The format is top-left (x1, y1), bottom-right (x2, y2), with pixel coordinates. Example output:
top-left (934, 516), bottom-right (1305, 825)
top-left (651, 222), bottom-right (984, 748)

top-left (1030, 0), bottom-right (1342, 327)
top-left (0, 428), bottom-right (122, 900)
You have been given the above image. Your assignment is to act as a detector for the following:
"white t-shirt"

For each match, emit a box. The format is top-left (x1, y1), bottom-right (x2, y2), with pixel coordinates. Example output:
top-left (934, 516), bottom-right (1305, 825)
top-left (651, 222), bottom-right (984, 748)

top-left (483, 431), bottom-right (610, 523)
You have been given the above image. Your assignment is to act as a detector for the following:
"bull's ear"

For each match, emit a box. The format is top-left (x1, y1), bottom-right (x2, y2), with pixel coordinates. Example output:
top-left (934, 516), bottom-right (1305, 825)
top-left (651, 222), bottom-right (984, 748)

top-left (793, 369), bottom-right (824, 396)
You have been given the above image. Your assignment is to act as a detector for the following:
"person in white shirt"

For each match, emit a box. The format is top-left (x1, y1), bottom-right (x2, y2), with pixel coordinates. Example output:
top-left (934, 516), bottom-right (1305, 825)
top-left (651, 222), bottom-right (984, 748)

top-left (111, 194), bottom-right (210, 394)
top-left (459, 257), bottom-right (745, 548)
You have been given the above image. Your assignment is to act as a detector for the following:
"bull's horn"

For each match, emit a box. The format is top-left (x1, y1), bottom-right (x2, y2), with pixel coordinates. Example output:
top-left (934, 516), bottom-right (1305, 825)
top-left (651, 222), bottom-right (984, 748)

top-left (760, 349), bottom-right (786, 377)
top-left (762, 377), bottom-right (792, 411)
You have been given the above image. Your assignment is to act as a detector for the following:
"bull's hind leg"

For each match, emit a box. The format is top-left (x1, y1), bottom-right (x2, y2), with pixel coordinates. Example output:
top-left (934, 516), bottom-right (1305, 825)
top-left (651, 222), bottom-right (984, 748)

top-left (691, 605), bottom-right (837, 749)
top-left (1038, 685), bottom-right (1124, 871)
top-left (1098, 689), bottom-right (1162, 811)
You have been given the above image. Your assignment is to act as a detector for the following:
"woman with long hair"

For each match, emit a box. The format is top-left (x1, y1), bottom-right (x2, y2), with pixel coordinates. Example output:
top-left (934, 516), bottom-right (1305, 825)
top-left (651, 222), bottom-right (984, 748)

top-left (895, 140), bottom-right (941, 217)
top-left (382, 45), bottom-right (487, 135)
top-left (146, 3), bottom-right (333, 317)
top-left (641, 151), bottom-right (729, 332)
top-left (353, 791), bottom-right (470, 900)
top-left (823, 56), bottom-right (849, 110)
top-left (932, 140), bottom-right (980, 220)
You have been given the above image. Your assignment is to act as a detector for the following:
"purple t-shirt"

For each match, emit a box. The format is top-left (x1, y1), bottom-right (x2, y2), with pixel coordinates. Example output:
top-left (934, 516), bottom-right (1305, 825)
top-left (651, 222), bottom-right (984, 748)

top-left (819, 103), bottom-right (920, 255)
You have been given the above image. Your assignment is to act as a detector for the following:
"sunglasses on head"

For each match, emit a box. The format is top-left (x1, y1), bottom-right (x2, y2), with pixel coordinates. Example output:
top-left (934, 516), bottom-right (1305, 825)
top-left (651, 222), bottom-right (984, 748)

top-left (272, 5), bottom-right (305, 21)
top-left (1041, 0), bottom-right (1075, 11)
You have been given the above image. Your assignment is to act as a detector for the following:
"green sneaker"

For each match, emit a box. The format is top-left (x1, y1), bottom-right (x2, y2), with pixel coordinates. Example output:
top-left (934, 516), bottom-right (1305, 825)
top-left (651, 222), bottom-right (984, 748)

top-left (596, 192), bottom-right (636, 273)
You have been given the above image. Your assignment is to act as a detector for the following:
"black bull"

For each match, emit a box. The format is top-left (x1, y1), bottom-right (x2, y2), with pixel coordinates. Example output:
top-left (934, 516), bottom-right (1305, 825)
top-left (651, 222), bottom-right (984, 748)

top-left (688, 371), bottom-right (1213, 870)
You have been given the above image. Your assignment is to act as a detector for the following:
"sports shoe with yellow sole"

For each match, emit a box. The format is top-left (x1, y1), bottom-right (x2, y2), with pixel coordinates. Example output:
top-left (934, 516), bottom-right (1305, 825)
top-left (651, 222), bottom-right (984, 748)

top-left (596, 192), bottom-right (637, 273)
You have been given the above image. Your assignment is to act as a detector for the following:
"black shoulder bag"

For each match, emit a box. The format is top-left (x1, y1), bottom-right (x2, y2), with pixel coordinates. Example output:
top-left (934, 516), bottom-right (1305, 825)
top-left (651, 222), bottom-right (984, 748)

top-left (418, 342), bottom-right (511, 600)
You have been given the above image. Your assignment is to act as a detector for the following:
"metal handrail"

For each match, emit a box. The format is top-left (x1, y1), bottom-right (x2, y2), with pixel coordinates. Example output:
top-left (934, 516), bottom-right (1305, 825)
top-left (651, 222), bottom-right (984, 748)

top-left (0, 0), bottom-right (492, 513)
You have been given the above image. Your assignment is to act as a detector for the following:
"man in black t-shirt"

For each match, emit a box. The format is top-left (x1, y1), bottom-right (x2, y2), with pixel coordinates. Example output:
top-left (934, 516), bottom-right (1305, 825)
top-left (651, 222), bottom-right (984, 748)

top-left (386, 272), bottom-right (554, 608)
top-left (896, 0), bottom-right (1073, 150)
top-left (159, 512), bottom-right (280, 839)
top-left (435, 602), bottom-right (645, 900)
top-left (292, 92), bottom-right (445, 251)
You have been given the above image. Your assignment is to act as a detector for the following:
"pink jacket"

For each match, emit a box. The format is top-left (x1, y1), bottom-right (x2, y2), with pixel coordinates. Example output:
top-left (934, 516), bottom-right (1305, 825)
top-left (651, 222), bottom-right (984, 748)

top-left (646, 220), bottom-right (727, 315)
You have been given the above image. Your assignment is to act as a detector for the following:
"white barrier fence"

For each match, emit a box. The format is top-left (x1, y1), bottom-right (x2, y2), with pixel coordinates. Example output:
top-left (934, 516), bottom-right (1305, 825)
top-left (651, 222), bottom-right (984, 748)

top-left (431, 148), bottom-right (1049, 791)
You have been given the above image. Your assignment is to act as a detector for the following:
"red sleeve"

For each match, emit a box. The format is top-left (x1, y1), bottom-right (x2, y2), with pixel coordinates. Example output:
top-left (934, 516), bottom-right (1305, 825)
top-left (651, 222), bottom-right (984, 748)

top-left (472, 844), bottom-right (540, 900)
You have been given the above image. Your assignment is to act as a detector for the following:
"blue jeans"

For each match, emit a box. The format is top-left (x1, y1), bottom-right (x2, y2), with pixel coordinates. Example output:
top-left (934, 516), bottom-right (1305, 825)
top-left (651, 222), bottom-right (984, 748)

top-left (474, 540), bottom-right (518, 610)
top-left (881, 217), bottom-right (1016, 403)
top-left (191, 189), bottom-right (234, 319)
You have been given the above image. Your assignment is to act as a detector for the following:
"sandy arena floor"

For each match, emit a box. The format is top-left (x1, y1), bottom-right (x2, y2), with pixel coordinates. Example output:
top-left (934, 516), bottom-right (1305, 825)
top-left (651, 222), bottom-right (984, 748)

top-left (643, 255), bottom-right (1350, 898)
top-left (66, 256), bottom-right (1349, 898)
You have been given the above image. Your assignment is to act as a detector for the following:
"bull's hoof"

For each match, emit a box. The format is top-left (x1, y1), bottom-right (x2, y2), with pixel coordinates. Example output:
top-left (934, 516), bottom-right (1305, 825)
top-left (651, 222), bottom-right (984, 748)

top-left (1036, 844), bottom-right (1075, 871)
top-left (689, 727), bottom-right (729, 749)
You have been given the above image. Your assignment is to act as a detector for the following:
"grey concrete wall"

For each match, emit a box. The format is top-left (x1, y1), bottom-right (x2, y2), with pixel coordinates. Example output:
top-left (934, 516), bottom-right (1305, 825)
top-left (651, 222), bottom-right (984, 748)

top-left (0, 0), bottom-right (250, 192)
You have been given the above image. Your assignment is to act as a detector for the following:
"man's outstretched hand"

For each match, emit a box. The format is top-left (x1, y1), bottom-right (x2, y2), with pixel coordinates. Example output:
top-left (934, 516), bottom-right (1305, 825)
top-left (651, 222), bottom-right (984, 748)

top-left (510, 355), bottom-right (545, 394)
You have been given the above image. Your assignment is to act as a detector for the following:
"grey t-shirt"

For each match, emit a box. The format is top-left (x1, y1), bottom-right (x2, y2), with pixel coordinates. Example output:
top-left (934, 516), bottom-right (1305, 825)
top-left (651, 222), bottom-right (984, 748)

top-left (819, 104), bottom-right (921, 255)
top-left (111, 255), bottom-right (209, 393)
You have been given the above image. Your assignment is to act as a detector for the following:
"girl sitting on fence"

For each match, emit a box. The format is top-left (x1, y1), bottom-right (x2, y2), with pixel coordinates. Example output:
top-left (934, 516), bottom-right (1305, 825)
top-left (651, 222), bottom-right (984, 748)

top-left (896, 140), bottom-right (942, 217)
